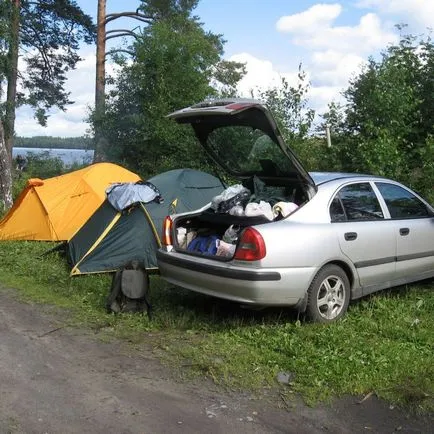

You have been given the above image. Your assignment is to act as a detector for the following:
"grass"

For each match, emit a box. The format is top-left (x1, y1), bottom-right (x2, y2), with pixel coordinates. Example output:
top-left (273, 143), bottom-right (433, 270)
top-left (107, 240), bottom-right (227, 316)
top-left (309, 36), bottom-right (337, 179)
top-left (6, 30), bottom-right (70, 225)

top-left (0, 240), bottom-right (433, 412)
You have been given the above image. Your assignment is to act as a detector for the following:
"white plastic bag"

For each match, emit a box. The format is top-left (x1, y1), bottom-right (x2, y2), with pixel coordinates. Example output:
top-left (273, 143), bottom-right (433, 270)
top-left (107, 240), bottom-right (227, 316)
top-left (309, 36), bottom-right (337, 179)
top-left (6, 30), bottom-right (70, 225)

top-left (244, 201), bottom-right (274, 221)
top-left (176, 227), bottom-right (187, 247)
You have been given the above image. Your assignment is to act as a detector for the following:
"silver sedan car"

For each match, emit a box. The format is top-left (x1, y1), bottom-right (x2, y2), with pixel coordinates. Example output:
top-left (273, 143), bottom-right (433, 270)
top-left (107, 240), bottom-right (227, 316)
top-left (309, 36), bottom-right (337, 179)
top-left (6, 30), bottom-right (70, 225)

top-left (157, 99), bottom-right (434, 323)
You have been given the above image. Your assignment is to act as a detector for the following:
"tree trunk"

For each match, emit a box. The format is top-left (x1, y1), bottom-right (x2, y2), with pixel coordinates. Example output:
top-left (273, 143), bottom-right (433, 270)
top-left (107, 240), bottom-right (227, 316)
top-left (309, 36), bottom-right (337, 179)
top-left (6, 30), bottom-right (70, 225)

top-left (93, 0), bottom-right (107, 163)
top-left (0, 121), bottom-right (13, 212)
top-left (4, 0), bottom-right (21, 163)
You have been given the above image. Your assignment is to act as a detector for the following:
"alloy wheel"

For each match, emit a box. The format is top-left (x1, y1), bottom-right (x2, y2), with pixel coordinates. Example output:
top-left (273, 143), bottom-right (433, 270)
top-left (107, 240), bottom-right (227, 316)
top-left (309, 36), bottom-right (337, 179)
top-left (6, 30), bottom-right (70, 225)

top-left (316, 274), bottom-right (346, 320)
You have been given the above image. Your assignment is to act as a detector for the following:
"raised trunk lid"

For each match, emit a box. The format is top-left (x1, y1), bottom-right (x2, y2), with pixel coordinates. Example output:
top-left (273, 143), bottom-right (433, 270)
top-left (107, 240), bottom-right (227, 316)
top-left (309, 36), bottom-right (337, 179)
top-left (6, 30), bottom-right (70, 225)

top-left (168, 99), bottom-right (315, 191)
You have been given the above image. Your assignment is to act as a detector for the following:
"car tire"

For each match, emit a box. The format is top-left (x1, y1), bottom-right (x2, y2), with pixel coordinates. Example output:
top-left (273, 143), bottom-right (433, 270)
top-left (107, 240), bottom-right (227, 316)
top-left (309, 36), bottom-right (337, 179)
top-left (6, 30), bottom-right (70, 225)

top-left (306, 264), bottom-right (350, 323)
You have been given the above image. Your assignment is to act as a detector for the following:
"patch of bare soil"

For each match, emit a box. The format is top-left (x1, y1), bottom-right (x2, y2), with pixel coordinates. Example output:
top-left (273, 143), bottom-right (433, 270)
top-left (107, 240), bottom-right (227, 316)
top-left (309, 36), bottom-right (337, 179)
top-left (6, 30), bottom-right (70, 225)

top-left (0, 287), bottom-right (431, 434)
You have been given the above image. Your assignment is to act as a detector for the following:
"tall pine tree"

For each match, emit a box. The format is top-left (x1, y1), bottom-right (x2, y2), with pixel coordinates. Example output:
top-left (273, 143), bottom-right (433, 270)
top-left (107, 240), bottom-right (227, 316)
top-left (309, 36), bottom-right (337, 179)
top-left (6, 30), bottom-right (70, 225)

top-left (0, 0), bottom-right (95, 210)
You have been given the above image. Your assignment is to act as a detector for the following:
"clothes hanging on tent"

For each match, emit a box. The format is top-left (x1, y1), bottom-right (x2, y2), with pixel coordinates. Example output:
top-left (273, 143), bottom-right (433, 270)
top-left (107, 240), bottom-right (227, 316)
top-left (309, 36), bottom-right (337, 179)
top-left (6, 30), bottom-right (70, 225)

top-left (106, 181), bottom-right (163, 211)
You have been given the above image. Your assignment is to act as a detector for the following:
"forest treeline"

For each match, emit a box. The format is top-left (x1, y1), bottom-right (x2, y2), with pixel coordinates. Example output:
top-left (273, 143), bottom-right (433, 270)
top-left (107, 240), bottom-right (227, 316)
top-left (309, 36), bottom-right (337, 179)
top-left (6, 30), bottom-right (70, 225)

top-left (14, 136), bottom-right (92, 150)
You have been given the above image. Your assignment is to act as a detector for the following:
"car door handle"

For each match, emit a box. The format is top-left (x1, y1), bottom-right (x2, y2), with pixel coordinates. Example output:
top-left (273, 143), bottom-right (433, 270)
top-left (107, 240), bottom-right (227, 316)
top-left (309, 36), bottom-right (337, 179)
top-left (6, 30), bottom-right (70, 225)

top-left (344, 232), bottom-right (357, 241)
top-left (399, 227), bottom-right (410, 236)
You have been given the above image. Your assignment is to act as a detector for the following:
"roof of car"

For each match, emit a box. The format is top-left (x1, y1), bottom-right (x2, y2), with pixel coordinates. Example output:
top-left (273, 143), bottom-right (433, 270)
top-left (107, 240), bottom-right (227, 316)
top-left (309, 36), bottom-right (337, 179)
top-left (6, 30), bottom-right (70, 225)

top-left (309, 172), bottom-right (373, 185)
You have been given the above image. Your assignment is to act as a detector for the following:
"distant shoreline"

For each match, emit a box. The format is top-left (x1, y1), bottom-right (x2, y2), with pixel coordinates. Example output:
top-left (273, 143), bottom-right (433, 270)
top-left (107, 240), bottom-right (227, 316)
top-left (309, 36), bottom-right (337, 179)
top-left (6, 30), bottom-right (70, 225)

top-left (12, 147), bottom-right (94, 166)
top-left (14, 136), bottom-right (92, 151)
top-left (13, 145), bottom-right (95, 150)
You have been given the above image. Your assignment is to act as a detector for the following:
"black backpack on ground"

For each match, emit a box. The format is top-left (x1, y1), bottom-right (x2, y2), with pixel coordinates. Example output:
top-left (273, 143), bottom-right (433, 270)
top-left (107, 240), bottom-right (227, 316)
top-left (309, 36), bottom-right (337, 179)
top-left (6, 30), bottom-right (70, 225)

top-left (106, 261), bottom-right (152, 318)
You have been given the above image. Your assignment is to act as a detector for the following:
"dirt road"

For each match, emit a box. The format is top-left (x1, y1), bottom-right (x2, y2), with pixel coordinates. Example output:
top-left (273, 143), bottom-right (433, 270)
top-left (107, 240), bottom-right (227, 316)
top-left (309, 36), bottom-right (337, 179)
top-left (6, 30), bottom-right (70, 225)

top-left (0, 288), bottom-right (431, 433)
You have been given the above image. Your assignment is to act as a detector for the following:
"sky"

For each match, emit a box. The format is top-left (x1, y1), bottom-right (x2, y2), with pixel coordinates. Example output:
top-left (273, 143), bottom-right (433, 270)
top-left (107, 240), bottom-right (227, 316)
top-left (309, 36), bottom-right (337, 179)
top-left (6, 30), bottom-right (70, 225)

top-left (15, 0), bottom-right (433, 137)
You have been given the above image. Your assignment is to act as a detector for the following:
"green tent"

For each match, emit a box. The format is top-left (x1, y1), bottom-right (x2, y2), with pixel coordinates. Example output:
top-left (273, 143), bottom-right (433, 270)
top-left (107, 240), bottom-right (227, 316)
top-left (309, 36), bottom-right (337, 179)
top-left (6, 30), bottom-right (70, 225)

top-left (67, 168), bottom-right (224, 275)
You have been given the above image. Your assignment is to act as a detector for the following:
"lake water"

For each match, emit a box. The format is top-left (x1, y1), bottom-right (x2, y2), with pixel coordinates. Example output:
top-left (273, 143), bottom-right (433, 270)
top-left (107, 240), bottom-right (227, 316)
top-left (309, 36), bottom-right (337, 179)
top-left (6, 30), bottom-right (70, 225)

top-left (12, 147), bottom-right (94, 166)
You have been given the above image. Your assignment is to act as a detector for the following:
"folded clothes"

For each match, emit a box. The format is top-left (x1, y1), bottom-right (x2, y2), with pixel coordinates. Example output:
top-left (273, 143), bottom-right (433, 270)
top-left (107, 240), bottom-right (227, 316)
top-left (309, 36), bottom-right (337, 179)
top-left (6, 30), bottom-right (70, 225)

top-left (216, 239), bottom-right (236, 257)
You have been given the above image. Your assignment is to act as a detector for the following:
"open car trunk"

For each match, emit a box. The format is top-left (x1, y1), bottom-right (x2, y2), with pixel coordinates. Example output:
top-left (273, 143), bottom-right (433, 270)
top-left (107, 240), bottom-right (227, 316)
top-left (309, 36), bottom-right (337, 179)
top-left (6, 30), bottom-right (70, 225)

top-left (171, 174), bottom-right (304, 260)
top-left (173, 210), bottom-right (269, 260)
top-left (166, 98), bottom-right (316, 260)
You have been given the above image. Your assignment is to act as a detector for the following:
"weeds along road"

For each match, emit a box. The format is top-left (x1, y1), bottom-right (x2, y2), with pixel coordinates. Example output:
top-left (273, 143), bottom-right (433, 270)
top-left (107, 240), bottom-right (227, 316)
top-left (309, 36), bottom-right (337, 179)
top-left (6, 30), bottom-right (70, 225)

top-left (0, 287), bottom-right (431, 434)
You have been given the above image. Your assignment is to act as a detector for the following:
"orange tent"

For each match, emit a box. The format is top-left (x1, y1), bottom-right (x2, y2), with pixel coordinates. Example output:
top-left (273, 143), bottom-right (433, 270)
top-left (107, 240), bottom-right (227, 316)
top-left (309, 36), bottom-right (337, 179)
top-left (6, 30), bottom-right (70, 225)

top-left (0, 163), bottom-right (140, 241)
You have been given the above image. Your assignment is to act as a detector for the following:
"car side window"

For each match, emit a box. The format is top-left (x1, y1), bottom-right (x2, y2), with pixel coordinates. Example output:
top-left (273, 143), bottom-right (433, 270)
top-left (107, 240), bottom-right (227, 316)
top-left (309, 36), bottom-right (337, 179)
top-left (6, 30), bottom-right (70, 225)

top-left (330, 183), bottom-right (384, 222)
top-left (376, 182), bottom-right (430, 219)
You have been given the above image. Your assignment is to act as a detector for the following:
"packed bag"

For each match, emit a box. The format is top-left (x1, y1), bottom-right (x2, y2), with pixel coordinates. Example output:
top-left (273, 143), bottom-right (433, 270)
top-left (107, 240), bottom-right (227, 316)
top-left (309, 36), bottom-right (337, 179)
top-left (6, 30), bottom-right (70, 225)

top-left (106, 261), bottom-right (152, 317)
top-left (211, 185), bottom-right (251, 213)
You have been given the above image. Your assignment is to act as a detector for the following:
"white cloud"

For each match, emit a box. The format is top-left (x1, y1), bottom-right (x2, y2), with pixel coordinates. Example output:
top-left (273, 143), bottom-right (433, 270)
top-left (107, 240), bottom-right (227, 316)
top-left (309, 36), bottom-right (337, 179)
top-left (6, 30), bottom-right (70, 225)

top-left (15, 46), bottom-right (132, 137)
top-left (228, 52), bottom-right (342, 118)
top-left (62, 51), bottom-right (96, 108)
top-left (270, 3), bottom-right (400, 115)
top-left (311, 50), bottom-right (367, 86)
top-left (229, 53), bottom-right (301, 98)
top-left (356, 0), bottom-right (434, 28)
top-left (15, 107), bottom-right (89, 137)
top-left (276, 4), bottom-right (342, 33)
top-left (228, 4), bottom-right (399, 119)
top-left (278, 8), bottom-right (397, 55)
top-left (308, 85), bottom-right (345, 115)
top-left (15, 48), bottom-right (96, 137)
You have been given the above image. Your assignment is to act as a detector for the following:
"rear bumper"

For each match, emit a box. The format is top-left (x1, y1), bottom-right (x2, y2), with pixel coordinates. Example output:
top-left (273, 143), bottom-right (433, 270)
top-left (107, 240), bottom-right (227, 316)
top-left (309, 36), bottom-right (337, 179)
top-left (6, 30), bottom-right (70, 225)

top-left (157, 250), bottom-right (281, 281)
top-left (157, 250), bottom-right (315, 306)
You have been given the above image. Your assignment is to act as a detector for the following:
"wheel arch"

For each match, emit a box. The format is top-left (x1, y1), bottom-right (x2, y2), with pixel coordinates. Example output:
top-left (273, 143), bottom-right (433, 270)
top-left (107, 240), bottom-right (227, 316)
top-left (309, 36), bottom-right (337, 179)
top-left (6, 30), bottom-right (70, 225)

top-left (334, 259), bottom-right (364, 300)
top-left (309, 259), bottom-right (357, 299)
top-left (327, 260), bottom-right (355, 292)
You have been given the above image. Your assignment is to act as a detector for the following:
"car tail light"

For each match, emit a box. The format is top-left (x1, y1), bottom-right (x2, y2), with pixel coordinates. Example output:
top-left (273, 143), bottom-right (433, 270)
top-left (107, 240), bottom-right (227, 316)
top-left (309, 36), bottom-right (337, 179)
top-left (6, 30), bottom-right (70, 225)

top-left (226, 102), bottom-right (254, 110)
top-left (162, 216), bottom-right (173, 246)
top-left (234, 227), bottom-right (266, 261)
